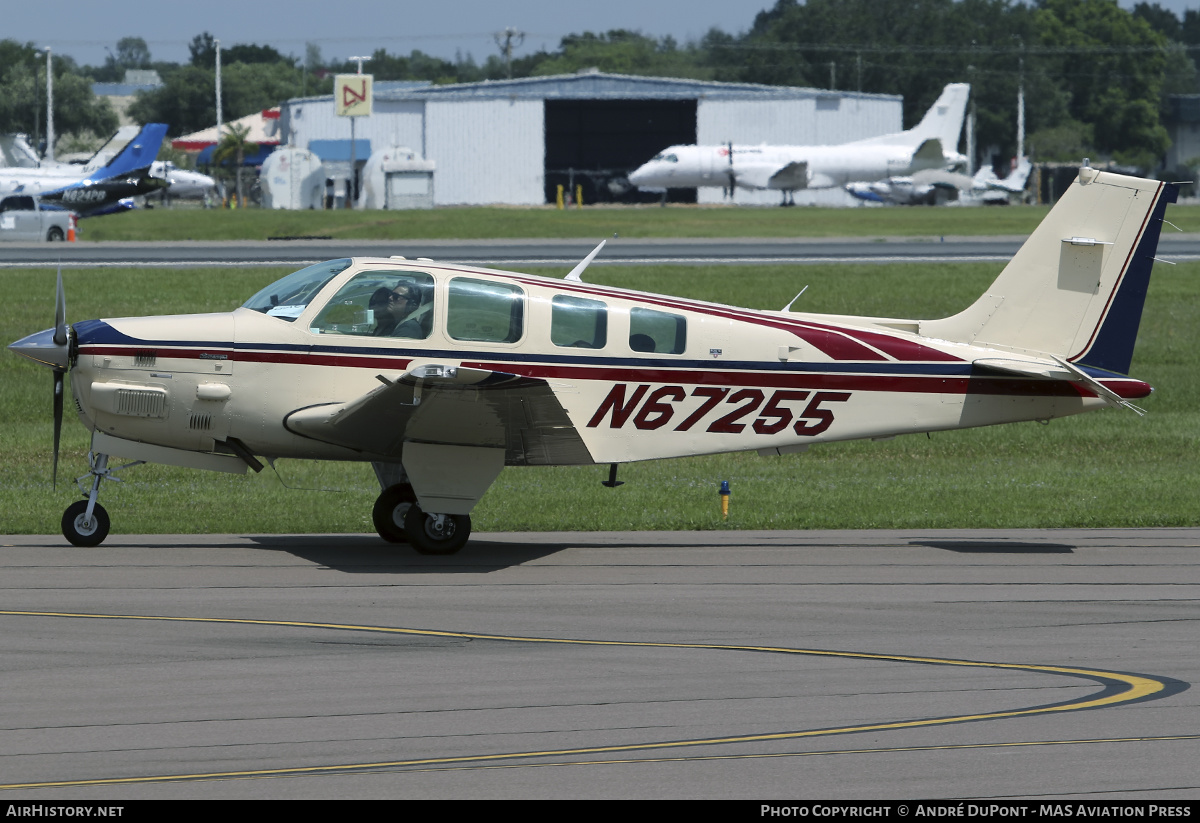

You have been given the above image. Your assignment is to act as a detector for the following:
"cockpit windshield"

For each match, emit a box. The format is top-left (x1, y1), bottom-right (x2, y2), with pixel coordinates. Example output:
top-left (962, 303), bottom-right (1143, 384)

top-left (241, 259), bottom-right (352, 321)
top-left (651, 152), bottom-right (679, 163)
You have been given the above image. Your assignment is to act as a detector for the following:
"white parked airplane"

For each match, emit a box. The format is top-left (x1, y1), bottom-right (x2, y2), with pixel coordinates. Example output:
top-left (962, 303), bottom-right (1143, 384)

top-left (150, 161), bottom-right (217, 201)
top-left (10, 164), bottom-right (1174, 552)
top-left (846, 157), bottom-right (1033, 206)
top-left (0, 123), bottom-right (169, 217)
top-left (628, 83), bottom-right (970, 205)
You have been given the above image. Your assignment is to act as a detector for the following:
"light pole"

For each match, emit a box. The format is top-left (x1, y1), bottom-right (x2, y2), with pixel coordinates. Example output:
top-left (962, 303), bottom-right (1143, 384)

top-left (44, 47), bottom-right (54, 163)
top-left (215, 39), bottom-right (223, 138)
top-left (347, 56), bottom-right (370, 207)
top-left (32, 50), bottom-right (41, 161)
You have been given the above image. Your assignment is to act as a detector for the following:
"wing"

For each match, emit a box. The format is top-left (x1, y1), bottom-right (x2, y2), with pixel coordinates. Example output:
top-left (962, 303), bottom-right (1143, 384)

top-left (735, 161), bottom-right (808, 191)
top-left (284, 363), bottom-right (594, 465)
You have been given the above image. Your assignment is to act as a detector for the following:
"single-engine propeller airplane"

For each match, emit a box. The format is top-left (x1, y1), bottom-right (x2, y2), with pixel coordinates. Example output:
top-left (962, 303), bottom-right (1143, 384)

top-left (9, 165), bottom-right (1177, 552)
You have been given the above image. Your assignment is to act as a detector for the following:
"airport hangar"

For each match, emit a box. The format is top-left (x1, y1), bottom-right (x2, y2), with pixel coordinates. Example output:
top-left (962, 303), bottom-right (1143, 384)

top-left (277, 71), bottom-right (902, 207)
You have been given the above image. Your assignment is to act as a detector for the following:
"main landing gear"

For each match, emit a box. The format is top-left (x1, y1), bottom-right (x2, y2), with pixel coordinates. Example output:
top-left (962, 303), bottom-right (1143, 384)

top-left (61, 452), bottom-right (142, 547)
top-left (372, 483), bottom-right (471, 555)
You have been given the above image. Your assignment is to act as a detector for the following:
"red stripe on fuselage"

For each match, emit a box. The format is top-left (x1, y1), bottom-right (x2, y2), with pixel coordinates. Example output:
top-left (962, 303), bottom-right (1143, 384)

top-left (82, 343), bottom-right (1150, 399)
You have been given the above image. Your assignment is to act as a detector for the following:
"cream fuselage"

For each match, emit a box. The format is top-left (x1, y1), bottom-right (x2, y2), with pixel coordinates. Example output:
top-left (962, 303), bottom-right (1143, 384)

top-left (69, 258), bottom-right (1141, 470)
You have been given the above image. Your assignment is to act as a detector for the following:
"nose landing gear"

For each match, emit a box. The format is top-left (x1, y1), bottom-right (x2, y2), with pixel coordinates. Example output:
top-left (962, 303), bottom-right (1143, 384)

top-left (61, 452), bottom-right (144, 547)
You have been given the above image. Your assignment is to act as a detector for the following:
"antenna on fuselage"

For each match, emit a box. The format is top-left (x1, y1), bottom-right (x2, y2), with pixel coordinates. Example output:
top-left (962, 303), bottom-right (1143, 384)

top-left (565, 237), bottom-right (609, 282)
top-left (782, 285), bottom-right (809, 312)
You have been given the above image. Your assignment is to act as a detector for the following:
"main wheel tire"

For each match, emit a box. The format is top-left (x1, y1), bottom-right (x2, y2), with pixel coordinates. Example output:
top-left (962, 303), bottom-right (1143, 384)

top-left (372, 483), bottom-right (416, 543)
top-left (47, 226), bottom-right (65, 242)
top-left (403, 504), bottom-right (470, 555)
top-left (62, 500), bottom-right (110, 547)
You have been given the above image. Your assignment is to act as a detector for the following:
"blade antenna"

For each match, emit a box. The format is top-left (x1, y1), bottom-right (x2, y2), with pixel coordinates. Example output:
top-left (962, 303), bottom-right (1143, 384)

top-left (782, 285), bottom-right (809, 312)
top-left (565, 238), bottom-right (607, 283)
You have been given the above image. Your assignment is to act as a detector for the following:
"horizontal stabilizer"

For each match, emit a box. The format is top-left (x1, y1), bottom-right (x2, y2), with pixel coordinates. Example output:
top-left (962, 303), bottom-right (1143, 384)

top-left (972, 357), bottom-right (1073, 380)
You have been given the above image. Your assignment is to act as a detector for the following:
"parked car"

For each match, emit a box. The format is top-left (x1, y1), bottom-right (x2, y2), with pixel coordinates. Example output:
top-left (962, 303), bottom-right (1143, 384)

top-left (0, 195), bottom-right (73, 241)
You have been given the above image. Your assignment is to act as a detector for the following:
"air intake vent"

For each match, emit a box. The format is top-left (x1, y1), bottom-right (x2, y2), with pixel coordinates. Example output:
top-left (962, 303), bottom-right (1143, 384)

top-left (134, 350), bottom-right (157, 366)
top-left (90, 381), bottom-right (169, 419)
top-left (115, 388), bottom-right (167, 418)
top-left (188, 412), bottom-right (212, 431)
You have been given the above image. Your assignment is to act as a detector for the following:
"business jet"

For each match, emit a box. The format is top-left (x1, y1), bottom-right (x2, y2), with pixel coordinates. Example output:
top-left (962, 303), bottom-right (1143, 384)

top-left (0, 123), bottom-right (169, 217)
top-left (628, 83), bottom-right (969, 205)
top-left (10, 164), bottom-right (1174, 552)
top-left (846, 156), bottom-right (1033, 206)
top-left (149, 161), bottom-right (217, 201)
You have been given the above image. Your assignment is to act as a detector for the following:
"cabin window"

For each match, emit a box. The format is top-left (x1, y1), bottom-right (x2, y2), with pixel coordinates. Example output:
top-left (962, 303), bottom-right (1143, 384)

top-left (551, 295), bottom-right (607, 349)
top-left (310, 270), bottom-right (435, 338)
top-left (242, 258), bottom-right (352, 322)
top-left (629, 307), bottom-right (686, 354)
top-left (447, 278), bottom-right (524, 343)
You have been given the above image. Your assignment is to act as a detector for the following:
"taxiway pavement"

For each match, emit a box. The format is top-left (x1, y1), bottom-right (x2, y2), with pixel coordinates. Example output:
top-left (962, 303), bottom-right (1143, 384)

top-left (0, 528), bottom-right (1196, 799)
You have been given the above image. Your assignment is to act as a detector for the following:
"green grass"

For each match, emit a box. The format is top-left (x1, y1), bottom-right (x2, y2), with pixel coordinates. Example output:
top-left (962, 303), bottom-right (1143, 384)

top-left (3, 262), bottom-right (1197, 536)
top-left (71, 203), bottom-right (1089, 241)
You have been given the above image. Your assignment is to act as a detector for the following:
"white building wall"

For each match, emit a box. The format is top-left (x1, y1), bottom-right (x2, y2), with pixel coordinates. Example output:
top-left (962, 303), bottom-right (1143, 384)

top-left (698, 98), bottom-right (818, 146)
top-left (696, 95), bottom-right (901, 205)
top-left (281, 99), bottom-right (425, 155)
top-left (425, 99), bottom-right (544, 205)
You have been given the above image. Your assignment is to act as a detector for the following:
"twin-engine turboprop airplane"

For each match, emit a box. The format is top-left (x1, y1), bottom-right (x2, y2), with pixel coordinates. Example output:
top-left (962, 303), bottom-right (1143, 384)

top-left (9, 165), bottom-right (1176, 552)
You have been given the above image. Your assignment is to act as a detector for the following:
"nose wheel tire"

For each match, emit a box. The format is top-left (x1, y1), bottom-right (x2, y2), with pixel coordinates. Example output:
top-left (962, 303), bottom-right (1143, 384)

top-left (62, 500), bottom-right (110, 547)
top-left (403, 505), bottom-right (471, 555)
top-left (372, 483), bottom-right (416, 544)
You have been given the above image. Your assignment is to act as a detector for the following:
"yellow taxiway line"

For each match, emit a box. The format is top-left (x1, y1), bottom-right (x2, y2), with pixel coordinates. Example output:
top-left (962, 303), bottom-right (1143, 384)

top-left (0, 610), bottom-right (1175, 790)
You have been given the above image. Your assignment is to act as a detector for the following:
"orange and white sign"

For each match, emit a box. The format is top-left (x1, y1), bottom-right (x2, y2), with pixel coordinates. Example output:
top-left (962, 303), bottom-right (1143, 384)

top-left (335, 74), bottom-right (373, 117)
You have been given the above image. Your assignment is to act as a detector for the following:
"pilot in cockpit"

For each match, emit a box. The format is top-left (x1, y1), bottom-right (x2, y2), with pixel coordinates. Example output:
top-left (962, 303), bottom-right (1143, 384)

top-left (373, 279), bottom-right (427, 338)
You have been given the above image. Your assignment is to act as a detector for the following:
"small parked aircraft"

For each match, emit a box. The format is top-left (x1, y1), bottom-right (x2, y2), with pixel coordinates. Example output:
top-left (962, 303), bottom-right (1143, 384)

top-left (149, 161), bottom-right (217, 202)
top-left (627, 83), bottom-right (969, 205)
top-left (846, 157), bottom-right (1033, 206)
top-left (0, 123), bottom-right (169, 217)
top-left (9, 165), bottom-right (1176, 552)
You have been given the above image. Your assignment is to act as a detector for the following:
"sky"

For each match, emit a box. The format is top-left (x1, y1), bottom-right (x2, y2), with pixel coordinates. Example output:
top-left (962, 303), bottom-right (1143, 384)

top-left (5, 0), bottom-right (769, 68)
top-left (6, 1), bottom-right (1197, 69)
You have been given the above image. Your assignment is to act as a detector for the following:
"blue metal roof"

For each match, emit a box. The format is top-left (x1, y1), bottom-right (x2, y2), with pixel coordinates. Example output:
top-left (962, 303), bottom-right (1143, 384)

top-left (285, 72), bottom-right (899, 105)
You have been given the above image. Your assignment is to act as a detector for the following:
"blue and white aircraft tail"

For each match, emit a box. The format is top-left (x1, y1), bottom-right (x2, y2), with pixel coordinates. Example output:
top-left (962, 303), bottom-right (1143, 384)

top-left (0, 123), bottom-right (169, 216)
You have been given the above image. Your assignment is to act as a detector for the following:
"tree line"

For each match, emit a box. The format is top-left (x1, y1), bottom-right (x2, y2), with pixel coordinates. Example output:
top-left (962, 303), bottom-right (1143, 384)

top-left (1, 0), bottom-right (1197, 171)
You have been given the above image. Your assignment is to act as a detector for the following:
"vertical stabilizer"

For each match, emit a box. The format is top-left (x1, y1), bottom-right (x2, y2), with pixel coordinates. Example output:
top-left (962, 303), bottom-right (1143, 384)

top-left (921, 166), bottom-right (1177, 374)
top-left (85, 123), bottom-right (168, 180)
top-left (885, 83), bottom-right (970, 149)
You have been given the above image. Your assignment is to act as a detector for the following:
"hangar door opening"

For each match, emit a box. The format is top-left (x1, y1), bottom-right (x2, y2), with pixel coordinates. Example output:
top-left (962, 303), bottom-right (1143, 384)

top-left (545, 99), bottom-right (697, 205)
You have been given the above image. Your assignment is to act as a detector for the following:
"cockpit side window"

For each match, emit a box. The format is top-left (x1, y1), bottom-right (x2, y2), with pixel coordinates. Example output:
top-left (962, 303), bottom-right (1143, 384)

top-left (310, 270), bottom-right (435, 339)
top-left (242, 259), bottom-right (352, 322)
